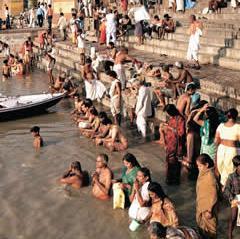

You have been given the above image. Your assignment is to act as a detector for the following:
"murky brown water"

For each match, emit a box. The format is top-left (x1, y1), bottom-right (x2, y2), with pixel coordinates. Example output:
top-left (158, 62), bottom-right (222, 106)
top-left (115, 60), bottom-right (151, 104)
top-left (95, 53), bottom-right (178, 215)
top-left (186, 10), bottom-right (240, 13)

top-left (0, 69), bottom-right (239, 239)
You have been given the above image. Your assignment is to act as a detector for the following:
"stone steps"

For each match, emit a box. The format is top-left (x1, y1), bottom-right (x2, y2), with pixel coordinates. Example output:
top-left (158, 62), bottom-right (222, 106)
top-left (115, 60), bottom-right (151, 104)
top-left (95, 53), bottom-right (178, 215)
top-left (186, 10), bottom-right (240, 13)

top-left (226, 48), bottom-right (240, 58)
top-left (128, 36), bottom-right (223, 55)
top-left (124, 40), bottom-right (216, 64)
top-left (219, 57), bottom-right (240, 71)
top-left (167, 33), bottom-right (232, 47)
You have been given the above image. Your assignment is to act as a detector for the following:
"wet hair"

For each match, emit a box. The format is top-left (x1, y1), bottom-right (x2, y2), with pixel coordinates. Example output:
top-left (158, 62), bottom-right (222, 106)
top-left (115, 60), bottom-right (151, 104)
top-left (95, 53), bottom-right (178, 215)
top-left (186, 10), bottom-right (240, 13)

top-left (161, 64), bottom-right (169, 72)
top-left (98, 153), bottom-right (109, 164)
top-left (122, 153), bottom-right (140, 168)
top-left (147, 182), bottom-right (167, 200)
top-left (60, 12), bottom-right (64, 16)
top-left (71, 161), bottom-right (82, 173)
top-left (99, 111), bottom-right (108, 119)
top-left (139, 167), bottom-right (151, 182)
top-left (108, 42), bottom-right (115, 47)
top-left (3, 59), bottom-right (8, 64)
top-left (232, 155), bottom-right (240, 167)
top-left (191, 14), bottom-right (196, 21)
top-left (163, 104), bottom-right (180, 117)
top-left (78, 28), bottom-right (83, 34)
top-left (148, 222), bottom-right (166, 238)
top-left (186, 82), bottom-right (197, 91)
top-left (101, 117), bottom-right (112, 125)
top-left (85, 58), bottom-right (92, 64)
top-left (226, 108), bottom-right (238, 121)
top-left (48, 4), bottom-right (52, 7)
top-left (107, 70), bottom-right (117, 79)
top-left (30, 126), bottom-right (40, 133)
top-left (89, 107), bottom-right (98, 116)
top-left (154, 15), bottom-right (160, 20)
top-left (196, 154), bottom-right (214, 168)
top-left (205, 106), bottom-right (219, 139)
top-left (82, 99), bottom-right (93, 108)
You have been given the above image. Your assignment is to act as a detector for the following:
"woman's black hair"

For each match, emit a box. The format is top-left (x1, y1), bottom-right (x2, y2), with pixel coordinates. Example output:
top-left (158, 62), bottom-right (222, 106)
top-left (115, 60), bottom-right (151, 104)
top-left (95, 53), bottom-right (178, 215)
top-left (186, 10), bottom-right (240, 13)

top-left (164, 104), bottom-right (180, 117)
top-left (148, 222), bottom-right (166, 238)
top-left (89, 107), bottom-right (98, 116)
top-left (147, 182), bottom-right (167, 200)
top-left (196, 154), bottom-right (214, 168)
top-left (122, 153), bottom-right (140, 168)
top-left (83, 98), bottom-right (93, 108)
top-left (101, 117), bottom-right (112, 125)
top-left (139, 167), bottom-right (151, 182)
top-left (232, 155), bottom-right (240, 167)
top-left (226, 108), bottom-right (238, 121)
top-left (191, 100), bottom-right (208, 111)
top-left (205, 106), bottom-right (219, 139)
top-left (71, 161), bottom-right (82, 173)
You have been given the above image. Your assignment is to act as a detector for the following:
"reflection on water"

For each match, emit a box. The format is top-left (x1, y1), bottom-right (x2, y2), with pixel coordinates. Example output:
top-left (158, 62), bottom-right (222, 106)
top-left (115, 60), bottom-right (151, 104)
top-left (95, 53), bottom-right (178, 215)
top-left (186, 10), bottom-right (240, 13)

top-left (0, 69), bottom-right (239, 239)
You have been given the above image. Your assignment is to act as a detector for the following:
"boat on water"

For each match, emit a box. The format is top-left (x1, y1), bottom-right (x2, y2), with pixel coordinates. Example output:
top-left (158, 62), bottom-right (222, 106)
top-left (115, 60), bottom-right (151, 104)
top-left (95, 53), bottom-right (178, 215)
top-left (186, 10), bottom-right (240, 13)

top-left (0, 92), bottom-right (65, 121)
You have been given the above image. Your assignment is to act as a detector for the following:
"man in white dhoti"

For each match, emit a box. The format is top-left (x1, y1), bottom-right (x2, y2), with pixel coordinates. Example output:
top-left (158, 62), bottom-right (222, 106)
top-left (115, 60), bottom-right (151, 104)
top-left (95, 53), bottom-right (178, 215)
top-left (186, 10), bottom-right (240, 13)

top-left (187, 15), bottom-right (203, 70)
top-left (135, 81), bottom-right (152, 138)
top-left (114, 47), bottom-right (137, 90)
top-left (106, 9), bottom-right (117, 45)
top-left (108, 71), bottom-right (122, 125)
top-left (84, 72), bottom-right (106, 101)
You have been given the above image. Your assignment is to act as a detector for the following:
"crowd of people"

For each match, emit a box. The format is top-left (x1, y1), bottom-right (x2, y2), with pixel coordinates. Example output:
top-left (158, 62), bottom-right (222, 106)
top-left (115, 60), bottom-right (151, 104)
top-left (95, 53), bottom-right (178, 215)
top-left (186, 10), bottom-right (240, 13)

top-left (1, 1), bottom-right (240, 239)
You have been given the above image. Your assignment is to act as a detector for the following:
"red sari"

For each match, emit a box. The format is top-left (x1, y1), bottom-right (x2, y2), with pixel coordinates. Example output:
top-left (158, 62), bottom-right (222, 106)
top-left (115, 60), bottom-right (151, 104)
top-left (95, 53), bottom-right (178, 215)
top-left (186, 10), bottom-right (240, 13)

top-left (165, 115), bottom-right (186, 184)
top-left (99, 22), bottom-right (106, 44)
top-left (121, 0), bottom-right (128, 12)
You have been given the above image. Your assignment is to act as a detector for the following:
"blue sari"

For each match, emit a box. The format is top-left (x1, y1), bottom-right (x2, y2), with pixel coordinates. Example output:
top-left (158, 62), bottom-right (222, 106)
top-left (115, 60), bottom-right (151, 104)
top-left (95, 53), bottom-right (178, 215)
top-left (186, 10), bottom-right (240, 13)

top-left (184, 0), bottom-right (196, 9)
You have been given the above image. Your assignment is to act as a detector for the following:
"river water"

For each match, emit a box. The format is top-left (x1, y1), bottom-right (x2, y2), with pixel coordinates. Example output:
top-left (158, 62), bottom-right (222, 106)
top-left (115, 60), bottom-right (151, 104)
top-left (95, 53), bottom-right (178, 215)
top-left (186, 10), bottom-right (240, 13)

top-left (0, 69), bottom-right (238, 239)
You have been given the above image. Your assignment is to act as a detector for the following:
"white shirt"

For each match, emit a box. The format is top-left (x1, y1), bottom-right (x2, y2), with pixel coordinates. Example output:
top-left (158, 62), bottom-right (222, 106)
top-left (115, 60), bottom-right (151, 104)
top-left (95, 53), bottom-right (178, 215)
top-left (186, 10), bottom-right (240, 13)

top-left (128, 182), bottom-right (150, 221)
top-left (77, 35), bottom-right (85, 49)
top-left (135, 85), bottom-right (152, 117)
top-left (106, 13), bottom-right (116, 32)
top-left (57, 16), bottom-right (67, 30)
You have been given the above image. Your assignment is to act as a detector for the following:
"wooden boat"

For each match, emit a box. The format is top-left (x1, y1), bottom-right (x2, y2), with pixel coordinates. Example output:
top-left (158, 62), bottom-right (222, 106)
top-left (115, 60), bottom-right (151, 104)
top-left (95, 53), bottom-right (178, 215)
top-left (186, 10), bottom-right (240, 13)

top-left (0, 92), bottom-right (65, 121)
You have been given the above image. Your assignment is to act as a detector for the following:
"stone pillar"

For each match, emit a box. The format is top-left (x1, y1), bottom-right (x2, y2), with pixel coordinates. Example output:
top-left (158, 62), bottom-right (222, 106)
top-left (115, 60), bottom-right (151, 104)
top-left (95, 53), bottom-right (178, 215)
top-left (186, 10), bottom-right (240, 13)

top-left (0, 0), bottom-right (24, 18)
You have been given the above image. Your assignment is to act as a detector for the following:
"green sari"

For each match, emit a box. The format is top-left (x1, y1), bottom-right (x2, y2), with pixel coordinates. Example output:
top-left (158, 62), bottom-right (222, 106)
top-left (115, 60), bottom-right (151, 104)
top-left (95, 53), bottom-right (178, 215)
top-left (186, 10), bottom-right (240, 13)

top-left (122, 166), bottom-right (139, 198)
top-left (200, 119), bottom-right (217, 160)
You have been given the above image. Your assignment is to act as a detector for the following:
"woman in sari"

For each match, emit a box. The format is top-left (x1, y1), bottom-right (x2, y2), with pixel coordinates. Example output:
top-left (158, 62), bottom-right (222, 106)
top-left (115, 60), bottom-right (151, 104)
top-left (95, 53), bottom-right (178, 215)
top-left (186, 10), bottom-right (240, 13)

top-left (160, 104), bottom-right (186, 185)
top-left (215, 108), bottom-right (240, 187)
top-left (99, 18), bottom-right (106, 45)
top-left (196, 154), bottom-right (218, 239)
top-left (114, 153), bottom-right (140, 206)
top-left (147, 182), bottom-right (179, 227)
top-left (193, 104), bottom-right (219, 161)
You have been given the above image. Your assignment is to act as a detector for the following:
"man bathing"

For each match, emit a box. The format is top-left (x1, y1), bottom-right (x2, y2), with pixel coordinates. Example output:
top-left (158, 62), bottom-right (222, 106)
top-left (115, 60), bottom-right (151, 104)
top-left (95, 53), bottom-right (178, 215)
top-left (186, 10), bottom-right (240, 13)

top-left (30, 126), bottom-right (43, 149)
top-left (92, 154), bottom-right (113, 200)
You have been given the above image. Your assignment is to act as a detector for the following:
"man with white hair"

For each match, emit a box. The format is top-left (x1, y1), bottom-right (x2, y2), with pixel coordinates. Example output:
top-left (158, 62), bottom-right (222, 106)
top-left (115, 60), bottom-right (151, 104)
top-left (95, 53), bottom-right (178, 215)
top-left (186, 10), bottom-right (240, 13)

top-left (92, 154), bottom-right (113, 200)
top-left (135, 80), bottom-right (152, 138)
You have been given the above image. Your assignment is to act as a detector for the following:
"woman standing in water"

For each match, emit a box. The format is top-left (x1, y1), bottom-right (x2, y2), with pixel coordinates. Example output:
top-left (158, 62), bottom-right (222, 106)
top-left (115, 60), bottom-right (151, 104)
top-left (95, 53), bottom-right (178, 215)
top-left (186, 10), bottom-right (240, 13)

top-left (193, 104), bottom-right (219, 160)
top-left (160, 104), bottom-right (186, 185)
top-left (114, 153), bottom-right (140, 206)
top-left (147, 182), bottom-right (179, 227)
top-left (215, 108), bottom-right (240, 187)
top-left (196, 154), bottom-right (218, 239)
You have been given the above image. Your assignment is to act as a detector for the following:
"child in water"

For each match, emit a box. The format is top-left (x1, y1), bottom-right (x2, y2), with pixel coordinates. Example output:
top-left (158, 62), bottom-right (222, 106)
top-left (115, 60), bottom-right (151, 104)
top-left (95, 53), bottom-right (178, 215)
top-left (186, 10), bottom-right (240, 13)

top-left (2, 59), bottom-right (10, 81)
top-left (30, 126), bottom-right (44, 149)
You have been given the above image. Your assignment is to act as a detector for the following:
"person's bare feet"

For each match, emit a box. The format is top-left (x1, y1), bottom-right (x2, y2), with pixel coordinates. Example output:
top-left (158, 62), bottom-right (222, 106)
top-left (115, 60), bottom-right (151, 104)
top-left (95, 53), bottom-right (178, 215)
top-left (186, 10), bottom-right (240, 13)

top-left (154, 140), bottom-right (165, 145)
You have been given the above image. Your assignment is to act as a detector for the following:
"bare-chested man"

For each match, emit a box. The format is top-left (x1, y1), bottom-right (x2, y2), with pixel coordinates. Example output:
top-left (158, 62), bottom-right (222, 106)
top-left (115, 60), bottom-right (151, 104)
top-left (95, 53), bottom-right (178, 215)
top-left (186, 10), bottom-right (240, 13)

top-left (176, 82), bottom-right (197, 118)
top-left (108, 70), bottom-right (122, 125)
top-left (97, 124), bottom-right (128, 152)
top-left (30, 126), bottom-right (43, 149)
top-left (60, 161), bottom-right (84, 189)
top-left (113, 47), bottom-right (136, 89)
top-left (92, 154), bottom-right (113, 200)
top-left (154, 64), bottom-right (176, 107)
top-left (173, 61), bottom-right (193, 94)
